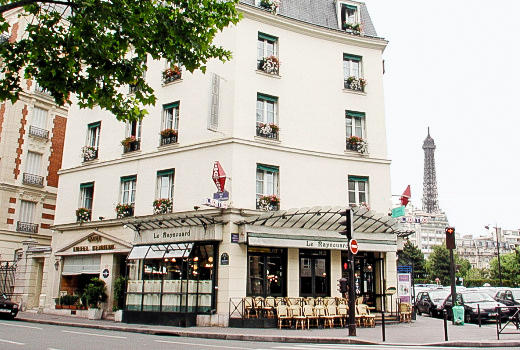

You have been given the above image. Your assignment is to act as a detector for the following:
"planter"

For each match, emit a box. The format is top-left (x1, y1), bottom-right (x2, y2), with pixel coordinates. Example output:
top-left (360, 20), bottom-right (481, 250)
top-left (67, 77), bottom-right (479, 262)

top-left (70, 305), bottom-right (77, 310)
top-left (114, 309), bottom-right (123, 322)
top-left (62, 305), bottom-right (70, 309)
top-left (88, 308), bottom-right (103, 320)
top-left (55, 305), bottom-right (62, 309)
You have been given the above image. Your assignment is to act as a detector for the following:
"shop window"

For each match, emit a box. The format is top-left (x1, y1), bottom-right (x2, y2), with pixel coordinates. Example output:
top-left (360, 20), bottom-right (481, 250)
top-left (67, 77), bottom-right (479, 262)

top-left (256, 164), bottom-right (279, 210)
top-left (299, 250), bottom-right (330, 297)
top-left (341, 252), bottom-right (376, 306)
top-left (247, 247), bottom-right (286, 297)
top-left (348, 175), bottom-right (368, 207)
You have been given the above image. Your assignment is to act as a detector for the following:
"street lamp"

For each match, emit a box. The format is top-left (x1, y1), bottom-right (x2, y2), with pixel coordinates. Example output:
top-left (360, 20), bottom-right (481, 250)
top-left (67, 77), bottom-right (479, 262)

top-left (485, 224), bottom-right (502, 287)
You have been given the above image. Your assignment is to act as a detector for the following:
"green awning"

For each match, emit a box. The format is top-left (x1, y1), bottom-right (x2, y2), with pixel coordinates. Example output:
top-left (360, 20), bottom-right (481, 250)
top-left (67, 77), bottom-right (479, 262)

top-left (163, 101), bottom-right (179, 110)
top-left (343, 4), bottom-right (358, 11)
top-left (257, 164), bottom-right (279, 173)
top-left (121, 175), bottom-right (137, 182)
top-left (79, 182), bottom-right (94, 189)
top-left (157, 169), bottom-right (174, 176)
top-left (257, 93), bottom-right (278, 103)
top-left (88, 121), bottom-right (101, 129)
top-left (346, 110), bottom-right (365, 118)
top-left (348, 176), bottom-right (368, 182)
top-left (258, 32), bottom-right (277, 42)
top-left (343, 53), bottom-right (362, 62)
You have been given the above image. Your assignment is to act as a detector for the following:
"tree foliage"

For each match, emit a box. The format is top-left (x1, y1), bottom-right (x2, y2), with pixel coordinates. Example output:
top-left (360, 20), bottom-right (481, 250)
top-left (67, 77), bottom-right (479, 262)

top-left (398, 240), bottom-right (426, 279)
top-left (0, 0), bottom-right (241, 121)
top-left (489, 248), bottom-right (520, 285)
top-left (425, 245), bottom-right (471, 285)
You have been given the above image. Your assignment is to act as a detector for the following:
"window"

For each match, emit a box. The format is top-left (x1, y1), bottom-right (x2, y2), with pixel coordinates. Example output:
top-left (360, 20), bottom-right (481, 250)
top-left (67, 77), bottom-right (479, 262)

top-left (343, 54), bottom-right (365, 91)
top-left (25, 151), bottom-right (42, 175)
top-left (256, 93), bottom-right (278, 139)
top-left (256, 164), bottom-right (279, 210)
top-left (247, 247), bottom-right (286, 297)
top-left (87, 122), bottom-right (101, 148)
top-left (257, 32), bottom-right (279, 74)
top-left (162, 102), bottom-right (179, 130)
top-left (348, 176), bottom-right (368, 206)
top-left (79, 182), bottom-right (94, 209)
top-left (156, 169), bottom-right (174, 199)
top-left (340, 3), bottom-right (359, 30)
top-left (346, 111), bottom-right (365, 138)
top-left (120, 176), bottom-right (137, 205)
top-left (19, 200), bottom-right (35, 223)
top-left (31, 107), bottom-right (47, 129)
top-left (123, 120), bottom-right (142, 152)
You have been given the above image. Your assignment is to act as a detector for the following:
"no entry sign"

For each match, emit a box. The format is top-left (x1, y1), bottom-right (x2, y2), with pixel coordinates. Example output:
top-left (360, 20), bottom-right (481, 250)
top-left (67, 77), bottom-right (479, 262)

top-left (350, 239), bottom-right (358, 255)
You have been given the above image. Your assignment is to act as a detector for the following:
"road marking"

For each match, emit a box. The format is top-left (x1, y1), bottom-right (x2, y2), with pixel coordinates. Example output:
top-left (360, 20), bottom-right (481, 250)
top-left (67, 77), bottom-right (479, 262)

top-left (0, 322), bottom-right (42, 329)
top-left (62, 330), bottom-right (127, 339)
top-left (273, 346), bottom-right (463, 350)
top-left (0, 338), bottom-right (24, 345)
top-left (155, 340), bottom-right (249, 349)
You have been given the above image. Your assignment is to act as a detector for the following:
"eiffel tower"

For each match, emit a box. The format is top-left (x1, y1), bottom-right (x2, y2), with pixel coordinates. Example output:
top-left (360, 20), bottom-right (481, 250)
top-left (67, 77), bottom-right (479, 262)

top-left (422, 127), bottom-right (439, 213)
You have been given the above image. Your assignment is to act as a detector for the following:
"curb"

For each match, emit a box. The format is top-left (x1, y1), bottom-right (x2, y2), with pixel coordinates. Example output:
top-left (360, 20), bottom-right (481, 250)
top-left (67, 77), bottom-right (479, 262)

top-left (16, 317), bottom-right (520, 347)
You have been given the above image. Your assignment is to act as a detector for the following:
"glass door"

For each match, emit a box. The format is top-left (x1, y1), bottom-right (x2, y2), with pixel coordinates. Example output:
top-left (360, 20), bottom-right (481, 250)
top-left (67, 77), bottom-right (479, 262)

top-left (299, 250), bottom-right (330, 297)
top-left (247, 247), bottom-right (286, 297)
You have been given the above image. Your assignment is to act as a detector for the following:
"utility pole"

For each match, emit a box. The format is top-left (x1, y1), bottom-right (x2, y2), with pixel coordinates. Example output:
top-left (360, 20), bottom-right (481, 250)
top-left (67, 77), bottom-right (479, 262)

top-left (495, 226), bottom-right (502, 287)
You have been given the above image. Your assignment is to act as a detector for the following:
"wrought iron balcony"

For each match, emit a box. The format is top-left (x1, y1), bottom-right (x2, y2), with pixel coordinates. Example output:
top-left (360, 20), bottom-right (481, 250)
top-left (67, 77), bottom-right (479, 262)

top-left (256, 124), bottom-right (279, 140)
top-left (123, 140), bottom-right (141, 153)
top-left (160, 134), bottom-right (178, 146)
top-left (17, 221), bottom-right (38, 234)
top-left (23, 173), bottom-right (44, 187)
top-left (28, 125), bottom-right (49, 139)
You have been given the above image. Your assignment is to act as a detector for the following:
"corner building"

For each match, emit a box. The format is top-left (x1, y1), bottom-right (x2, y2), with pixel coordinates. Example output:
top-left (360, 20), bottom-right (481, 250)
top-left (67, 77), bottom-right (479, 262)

top-left (46, 0), bottom-right (400, 326)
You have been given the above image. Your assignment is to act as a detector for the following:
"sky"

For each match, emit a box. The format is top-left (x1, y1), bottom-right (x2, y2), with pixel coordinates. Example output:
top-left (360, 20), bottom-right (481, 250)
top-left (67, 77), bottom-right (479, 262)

top-left (364, 0), bottom-right (520, 236)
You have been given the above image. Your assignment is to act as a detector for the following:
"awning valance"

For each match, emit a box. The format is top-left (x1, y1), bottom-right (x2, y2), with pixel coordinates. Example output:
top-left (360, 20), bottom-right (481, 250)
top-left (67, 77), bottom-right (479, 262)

top-left (127, 243), bottom-right (193, 260)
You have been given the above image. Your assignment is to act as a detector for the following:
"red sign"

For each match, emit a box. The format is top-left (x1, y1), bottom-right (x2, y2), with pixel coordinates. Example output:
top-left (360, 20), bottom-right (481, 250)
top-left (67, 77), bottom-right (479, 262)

top-left (212, 161), bottom-right (226, 192)
top-left (350, 239), bottom-right (358, 255)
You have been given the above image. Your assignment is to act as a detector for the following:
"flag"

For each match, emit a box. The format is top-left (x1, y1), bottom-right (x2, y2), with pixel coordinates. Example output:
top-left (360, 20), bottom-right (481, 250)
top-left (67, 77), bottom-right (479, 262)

top-left (400, 185), bottom-right (411, 207)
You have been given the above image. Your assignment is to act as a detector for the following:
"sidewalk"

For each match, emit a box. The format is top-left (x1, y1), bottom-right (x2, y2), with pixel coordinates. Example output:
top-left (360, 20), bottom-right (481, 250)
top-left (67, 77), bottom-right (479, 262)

top-left (15, 312), bottom-right (520, 347)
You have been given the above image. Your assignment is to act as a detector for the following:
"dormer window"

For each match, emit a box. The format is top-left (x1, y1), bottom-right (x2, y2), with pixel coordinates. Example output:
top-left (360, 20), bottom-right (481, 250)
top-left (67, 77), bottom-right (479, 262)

top-left (340, 3), bottom-right (360, 33)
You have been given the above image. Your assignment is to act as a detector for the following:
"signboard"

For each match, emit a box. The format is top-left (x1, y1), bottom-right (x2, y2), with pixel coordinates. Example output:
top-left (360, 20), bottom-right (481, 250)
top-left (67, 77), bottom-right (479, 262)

top-left (400, 216), bottom-right (429, 224)
top-left (350, 239), bottom-right (359, 254)
top-left (231, 233), bottom-right (239, 243)
top-left (102, 269), bottom-right (109, 278)
top-left (397, 273), bottom-right (412, 303)
top-left (220, 252), bottom-right (229, 265)
top-left (212, 161), bottom-right (226, 192)
top-left (213, 191), bottom-right (229, 201)
top-left (391, 206), bottom-right (405, 218)
top-left (202, 197), bottom-right (228, 209)
top-left (139, 224), bottom-right (223, 244)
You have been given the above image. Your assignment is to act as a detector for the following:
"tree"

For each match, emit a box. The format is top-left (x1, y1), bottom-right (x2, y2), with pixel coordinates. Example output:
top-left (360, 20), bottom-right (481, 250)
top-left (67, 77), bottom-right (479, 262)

top-left (398, 240), bottom-right (426, 279)
top-left (0, 1), bottom-right (241, 121)
top-left (465, 267), bottom-right (490, 280)
top-left (489, 248), bottom-right (520, 285)
top-left (426, 245), bottom-right (469, 285)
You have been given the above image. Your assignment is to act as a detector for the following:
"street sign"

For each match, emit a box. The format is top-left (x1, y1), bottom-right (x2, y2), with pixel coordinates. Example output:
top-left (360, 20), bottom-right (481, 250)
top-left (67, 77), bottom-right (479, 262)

top-left (350, 239), bottom-right (358, 254)
top-left (213, 190), bottom-right (229, 201)
top-left (391, 206), bottom-right (405, 218)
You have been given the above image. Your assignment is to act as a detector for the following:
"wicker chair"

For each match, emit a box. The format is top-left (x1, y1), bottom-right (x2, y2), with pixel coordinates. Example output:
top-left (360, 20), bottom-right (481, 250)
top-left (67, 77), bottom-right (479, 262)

top-left (276, 304), bottom-right (291, 328)
top-left (244, 297), bottom-right (256, 318)
top-left (357, 304), bottom-right (376, 327)
top-left (290, 305), bottom-right (306, 329)
top-left (302, 304), bottom-right (318, 328)
top-left (263, 296), bottom-right (275, 318)
top-left (323, 304), bottom-right (340, 328)
top-left (337, 304), bottom-right (348, 327)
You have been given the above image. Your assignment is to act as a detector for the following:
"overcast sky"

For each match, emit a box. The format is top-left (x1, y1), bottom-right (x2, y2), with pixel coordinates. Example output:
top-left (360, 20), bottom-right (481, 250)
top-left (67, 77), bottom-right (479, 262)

top-left (365, 0), bottom-right (520, 236)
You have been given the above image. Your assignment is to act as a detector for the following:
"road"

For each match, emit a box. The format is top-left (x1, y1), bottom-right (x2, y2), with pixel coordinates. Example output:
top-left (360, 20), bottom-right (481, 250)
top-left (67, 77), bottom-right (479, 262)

top-left (0, 319), bottom-right (515, 350)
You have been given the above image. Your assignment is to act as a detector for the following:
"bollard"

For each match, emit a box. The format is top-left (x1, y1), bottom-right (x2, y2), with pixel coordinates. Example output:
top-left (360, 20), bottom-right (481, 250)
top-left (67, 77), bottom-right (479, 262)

top-left (478, 304), bottom-right (481, 327)
top-left (443, 310), bottom-right (448, 341)
top-left (381, 311), bottom-right (386, 342)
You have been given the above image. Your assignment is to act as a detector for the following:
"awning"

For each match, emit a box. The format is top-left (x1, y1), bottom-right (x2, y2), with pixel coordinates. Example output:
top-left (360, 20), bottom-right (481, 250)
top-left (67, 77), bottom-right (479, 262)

top-left (62, 255), bottom-right (100, 275)
top-left (127, 243), bottom-right (193, 260)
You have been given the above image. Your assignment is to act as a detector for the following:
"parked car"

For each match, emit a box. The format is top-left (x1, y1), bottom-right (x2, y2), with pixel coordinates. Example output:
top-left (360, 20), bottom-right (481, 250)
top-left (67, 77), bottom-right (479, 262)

top-left (495, 289), bottom-right (520, 306)
top-left (415, 289), bottom-right (449, 317)
top-left (0, 294), bottom-right (18, 319)
top-left (442, 291), bottom-right (507, 323)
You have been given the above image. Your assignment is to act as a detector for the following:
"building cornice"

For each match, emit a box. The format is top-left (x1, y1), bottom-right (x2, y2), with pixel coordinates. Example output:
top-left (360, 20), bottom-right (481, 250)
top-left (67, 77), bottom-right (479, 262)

top-left (58, 137), bottom-right (391, 175)
top-left (238, 4), bottom-right (388, 51)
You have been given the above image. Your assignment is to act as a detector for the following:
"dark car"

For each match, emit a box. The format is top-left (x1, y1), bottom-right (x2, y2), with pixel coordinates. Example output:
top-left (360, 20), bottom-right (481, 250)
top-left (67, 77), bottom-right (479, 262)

top-left (443, 291), bottom-right (507, 323)
top-left (415, 290), bottom-right (449, 317)
top-left (495, 289), bottom-right (520, 306)
top-left (0, 294), bottom-right (19, 319)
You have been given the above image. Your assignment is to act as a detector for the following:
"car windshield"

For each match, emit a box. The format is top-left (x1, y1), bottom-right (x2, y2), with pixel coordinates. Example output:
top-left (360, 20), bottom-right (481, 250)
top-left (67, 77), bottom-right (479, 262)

top-left (430, 291), bottom-right (449, 300)
top-left (463, 293), bottom-right (494, 303)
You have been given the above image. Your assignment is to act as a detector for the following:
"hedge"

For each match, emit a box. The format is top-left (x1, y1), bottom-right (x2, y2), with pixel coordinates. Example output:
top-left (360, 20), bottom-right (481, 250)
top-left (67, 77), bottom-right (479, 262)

top-left (463, 279), bottom-right (517, 287)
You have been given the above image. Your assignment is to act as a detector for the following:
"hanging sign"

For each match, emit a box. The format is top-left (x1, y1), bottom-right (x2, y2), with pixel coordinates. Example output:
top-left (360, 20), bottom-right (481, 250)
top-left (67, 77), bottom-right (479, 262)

top-left (212, 161), bottom-right (226, 192)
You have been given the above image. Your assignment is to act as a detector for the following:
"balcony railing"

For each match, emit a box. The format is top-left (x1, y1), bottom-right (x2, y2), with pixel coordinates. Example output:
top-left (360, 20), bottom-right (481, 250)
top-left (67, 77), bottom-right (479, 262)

top-left (160, 134), bottom-right (178, 146)
top-left (23, 173), bottom-right (44, 187)
top-left (17, 221), bottom-right (38, 234)
top-left (28, 125), bottom-right (49, 139)
top-left (256, 124), bottom-right (279, 140)
top-left (123, 140), bottom-right (141, 153)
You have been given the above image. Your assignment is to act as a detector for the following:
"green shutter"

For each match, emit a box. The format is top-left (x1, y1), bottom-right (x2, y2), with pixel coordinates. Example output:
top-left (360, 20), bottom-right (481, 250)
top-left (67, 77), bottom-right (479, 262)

top-left (163, 101), bottom-right (179, 110)
top-left (348, 176), bottom-right (368, 182)
top-left (88, 121), bottom-right (101, 129)
top-left (346, 110), bottom-right (365, 118)
top-left (121, 175), bottom-right (137, 182)
top-left (343, 53), bottom-right (362, 62)
top-left (343, 4), bottom-right (358, 11)
top-left (257, 164), bottom-right (279, 173)
top-left (157, 169), bottom-right (174, 176)
top-left (80, 182), bottom-right (94, 189)
top-left (258, 32), bottom-right (277, 42)
top-left (257, 93), bottom-right (278, 103)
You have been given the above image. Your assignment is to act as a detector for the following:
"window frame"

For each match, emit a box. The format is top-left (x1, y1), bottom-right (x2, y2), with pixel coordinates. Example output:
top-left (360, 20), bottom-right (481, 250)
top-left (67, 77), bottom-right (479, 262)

top-left (343, 54), bottom-right (362, 80)
top-left (256, 164), bottom-right (279, 200)
top-left (256, 93), bottom-right (278, 126)
top-left (19, 200), bottom-right (36, 223)
top-left (31, 107), bottom-right (48, 130)
top-left (25, 151), bottom-right (42, 176)
top-left (87, 122), bottom-right (101, 148)
top-left (345, 111), bottom-right (365, 138)
top-left (162, 102), bottom-right (180, 131)
top-left (125, 120), bottom-right (142, 140)
top-left (120, 176), bottom-right (137, 205)
top-left (348, 176), bottom-right (369, 206)
top-left (257, 32), bottom-right (278, 63)
top-left (156, 169), bottom-right (175, 200)
top-left (339, 2), bottom-right (360, 28)
top-left (79, 182), bottom-right (94, 210)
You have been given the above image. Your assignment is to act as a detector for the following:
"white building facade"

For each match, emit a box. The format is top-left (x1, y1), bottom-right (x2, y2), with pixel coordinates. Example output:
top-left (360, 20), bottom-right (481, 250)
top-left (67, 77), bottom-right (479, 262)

top-left (42, 1), bottom-right (400, 326)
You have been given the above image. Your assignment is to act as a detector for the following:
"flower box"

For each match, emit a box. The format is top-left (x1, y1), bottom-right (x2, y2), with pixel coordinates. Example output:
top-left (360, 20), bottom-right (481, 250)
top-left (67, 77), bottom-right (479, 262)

top-left (116, 203), bottom-right (134, 218)
top-left (343, 22), bottom-right (361, 34)
top-left (346, 136), bottom-right (368, 154)
top-left (259, 0), bottom-right (279, 13)
top-left (256, 123), bottom-right (279, 140)
top-left (82, 146), bottom-right (98, 161)
top-left (257, 195), bottom-right (280, 211)
top-left (345, 76), bottom-right (367, 92)
top-left (121, 137), bottom-right (140, 153)
top-left (258, 55), bottom-right (280, 75)
top-left (160, 129), bottom-right (178, 145)
top-left (162, 66), bottom-right (182, 84)
top-left (76, 208), bottom-right (92, 222)
top-left (153, 198), bottom-right (173, 214)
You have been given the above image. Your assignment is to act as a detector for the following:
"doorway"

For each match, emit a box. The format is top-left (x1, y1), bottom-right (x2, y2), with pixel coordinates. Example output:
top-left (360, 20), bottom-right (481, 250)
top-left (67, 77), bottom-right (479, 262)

top-left (299, 249), bottom-right (330, 297)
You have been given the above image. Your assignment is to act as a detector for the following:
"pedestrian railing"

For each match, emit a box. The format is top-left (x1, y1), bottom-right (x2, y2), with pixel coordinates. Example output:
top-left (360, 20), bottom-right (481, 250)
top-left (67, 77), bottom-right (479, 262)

top-left (496, 306), bottom-right (520, 340)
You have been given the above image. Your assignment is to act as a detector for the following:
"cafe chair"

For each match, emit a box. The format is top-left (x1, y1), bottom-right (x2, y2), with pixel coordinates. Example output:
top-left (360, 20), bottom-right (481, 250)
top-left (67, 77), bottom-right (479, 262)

top-left (290, 305), bottom-right (306, 329)
top-left (263, 296), bottom-right (276, 318)
top-left (276, 305), bottom-right (291, 329)
top-left (244, 297), bottom-right (256, 318)
top-left (302, 304), bottom-right (318, 328)
top-left (357, 304), bottom-right (375, 327)
top-left (323, 304), bottom-right (340, 328)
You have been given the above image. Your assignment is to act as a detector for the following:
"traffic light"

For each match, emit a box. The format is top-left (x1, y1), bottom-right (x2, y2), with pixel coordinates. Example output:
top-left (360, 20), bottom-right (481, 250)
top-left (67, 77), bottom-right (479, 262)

top-left (339, 208), bottom-right (353, 240)
top-left (445, 226), bottom-right (456, 249)
top-left (338, 278), bottom-right (348, 294)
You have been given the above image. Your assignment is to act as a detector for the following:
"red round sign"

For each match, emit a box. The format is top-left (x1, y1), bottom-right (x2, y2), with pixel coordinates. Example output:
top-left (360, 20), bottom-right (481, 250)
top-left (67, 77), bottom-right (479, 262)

top-left (350, 239), bottom-right (359, 254)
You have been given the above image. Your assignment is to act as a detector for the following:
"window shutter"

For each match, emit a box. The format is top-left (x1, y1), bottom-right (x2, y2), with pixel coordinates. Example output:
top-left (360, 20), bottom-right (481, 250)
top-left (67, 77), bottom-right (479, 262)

top-left (88, 121), bottom-right (101, 129)
top-left (26, 152), bottom-right (42, 175)
top-left (121, 175), bottom-right (137, 182)
top-left (258, 32), bottom-right (278, 42)
top-left (157, 169), bottom-right (174, 176)
top-left (208, 73), bottom-right (220, 130)
top-left (343, 53), bottom-right (362, 62)
top-left (163, 102), bottom-right (179, 110)
top-left (257, 164), bottom-right (279, 173)
top-left (348, 176), bottom-right (368, 182)
top-left (80, 182), bottom-right (94, 189)
top-left (32, 107), bottom-right (48, 129)
top-left (257, 93), bottom-right (278, 103)
top-left (346, 110), bottom-right (365, 118)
